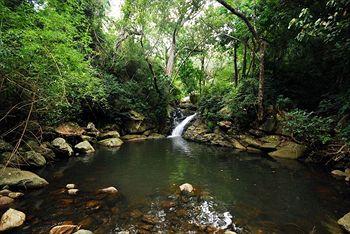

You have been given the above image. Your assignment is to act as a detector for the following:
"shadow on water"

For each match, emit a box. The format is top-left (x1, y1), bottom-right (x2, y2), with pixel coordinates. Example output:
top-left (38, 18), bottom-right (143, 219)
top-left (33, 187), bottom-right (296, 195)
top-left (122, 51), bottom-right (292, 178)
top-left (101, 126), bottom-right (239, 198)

top-left (9, 138), bottom-right (350, 233)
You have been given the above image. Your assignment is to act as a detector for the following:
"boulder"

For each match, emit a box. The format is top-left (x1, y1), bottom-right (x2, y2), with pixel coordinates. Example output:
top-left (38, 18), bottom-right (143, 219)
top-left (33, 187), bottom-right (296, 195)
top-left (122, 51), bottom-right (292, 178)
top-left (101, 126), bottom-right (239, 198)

top-left (85, 122), bottom-right (100, 137)
top-left (66, 184), bottom-right (76, 189)
top-left (338, 212), bottom-right (350, 232)
top-left (0, 139), bottom-right (13, 153)
top-left (67, 189), bottom-right (79, 195)
top-left (179, 183), bottom-right (194, 193)
top-left (55, 122), bottom-right (85, 137)
top-left (50, 225), bottom-right (79, 234)
top-left (74, 141), bottom-right (95, 154)
top-left (0, 208), bottom-right (26, 232)
top-left (268, 141), bottom-right (307, 159)
top-left (7, 192), bottom-right (23, 199)
top-left (0, 189), bottom-right (11, 196)
top-left (98, 131), bottom-right (120, 140)
top-left (238, 135), bottom-right (264, 149)
top-left (0, 166), bottom-right (48, 189)
top-left (0, 195), bottom-right (14, 208)
top-left (98, 138), bottom-right (124, 148)
top-left (124, 111), bottom-right (149, 134)
top-left (25, 140), bottom-right (56, 161)
top-left (1, 151), bottom-right (46, 168)
top-left (52, 138), bottom-right (74, 157)
top-left (148, 133), bottom-right (166, 140)
top-left (99, 187), bottom-right (118, 194)
top-left (121, 135), bottom-right (148, 142)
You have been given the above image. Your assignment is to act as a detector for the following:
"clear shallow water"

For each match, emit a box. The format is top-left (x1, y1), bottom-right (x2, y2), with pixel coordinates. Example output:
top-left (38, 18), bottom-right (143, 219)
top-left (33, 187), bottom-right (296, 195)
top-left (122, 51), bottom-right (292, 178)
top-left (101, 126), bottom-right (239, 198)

top-left (10, 138), bottom-right (350, 233)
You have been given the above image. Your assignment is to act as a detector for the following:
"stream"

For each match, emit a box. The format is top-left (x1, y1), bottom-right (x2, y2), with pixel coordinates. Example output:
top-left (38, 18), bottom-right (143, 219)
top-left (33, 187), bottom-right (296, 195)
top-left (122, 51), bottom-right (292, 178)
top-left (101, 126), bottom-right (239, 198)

top-left (11, 136), bottom-right (350, 233)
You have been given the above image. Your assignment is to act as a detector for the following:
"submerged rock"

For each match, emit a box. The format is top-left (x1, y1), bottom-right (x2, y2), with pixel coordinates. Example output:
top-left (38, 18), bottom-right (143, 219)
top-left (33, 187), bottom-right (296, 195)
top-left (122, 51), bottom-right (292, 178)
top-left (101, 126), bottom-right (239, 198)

top-left (268, 141), bottom-right (307, 159)
top-left (0, 208), bottom-right (26, 232)
top-left (179, 183), bottom-right (194, 193)
top-left (98, 138), bottom-right (124, 148)
top-left (49, 224), bottom-right (79, 234)
top-left (0, 166), bottom-right (48, 189)
top-left (99, 186), bottom-right (118, 194)
top-left (74, 141), bottom-right (95, 154)
top-left (52, 138), bottom-right (74, 157)
top-left (338, 212), bottom-right (350, 232)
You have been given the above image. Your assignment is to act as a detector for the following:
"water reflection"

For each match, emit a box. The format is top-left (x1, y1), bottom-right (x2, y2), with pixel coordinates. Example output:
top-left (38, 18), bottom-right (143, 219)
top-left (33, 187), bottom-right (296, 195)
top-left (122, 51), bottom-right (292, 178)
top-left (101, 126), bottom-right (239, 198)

top-left (171, 136), bottom-right (192, 155)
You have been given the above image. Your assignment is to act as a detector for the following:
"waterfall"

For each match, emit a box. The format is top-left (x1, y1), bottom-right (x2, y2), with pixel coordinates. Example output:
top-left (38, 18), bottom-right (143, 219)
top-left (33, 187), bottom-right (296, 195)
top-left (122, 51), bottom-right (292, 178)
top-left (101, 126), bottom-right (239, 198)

top-left (169, 113), bottom-right (197, 137)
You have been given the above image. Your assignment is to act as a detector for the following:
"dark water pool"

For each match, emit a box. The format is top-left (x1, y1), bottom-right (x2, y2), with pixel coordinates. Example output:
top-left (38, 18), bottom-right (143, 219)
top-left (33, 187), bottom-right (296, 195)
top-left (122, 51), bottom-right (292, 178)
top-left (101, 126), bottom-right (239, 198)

top-left (11, 138), bottom-right (350, 233)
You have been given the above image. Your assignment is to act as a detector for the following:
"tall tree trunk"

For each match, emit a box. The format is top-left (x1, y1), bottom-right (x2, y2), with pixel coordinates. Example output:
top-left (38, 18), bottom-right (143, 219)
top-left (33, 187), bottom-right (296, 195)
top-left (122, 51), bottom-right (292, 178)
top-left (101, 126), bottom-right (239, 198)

top-left (242, 39), bottom-right (247, 80)
top-left (257, 40), bottom-right (267, 122)
top-left (166, 30), bottom-right (177, 77)
top-left (200, 55), bottom-right (205, 95)
top-left (233, 42), bottom-right (239, 86)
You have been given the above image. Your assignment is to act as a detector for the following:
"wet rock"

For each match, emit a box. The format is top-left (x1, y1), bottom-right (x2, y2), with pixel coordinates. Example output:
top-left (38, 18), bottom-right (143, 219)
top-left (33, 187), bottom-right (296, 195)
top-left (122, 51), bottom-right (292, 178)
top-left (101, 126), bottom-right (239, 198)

top-left (231, 139), bottom-right (246, 150)
top-left (24, 140), bottom-right (56, 161)
top-left (338, 212), bottom-right (350, 232)
top-left (238, 135), bottom-right (264, 149)
top-left (67, 189), bottom-right (79, 195)
top-left (98, 131), bottom-right (120, 140)
top-left (1, 151), bottom-right (46, 168)
top-left (0, 139), bottom-right (13, 153)
top-left (66, 184), bottom-right (76, 189)
top-left (268, 141), bottom-right (307, 159)
top-left (8, 192), bottom-right (24, 199)
top-left (142, 214), bottom-right (158, 225)
top-left (49, 224), bottom-right (79, 234)
top-left (98, 138), bottom-right (124, 148)
top-left (52, 138), bottom-right (74, 157)
top-left (99, 186), bottom-right (118, 194)
top-left (179, 183), bottom-right (194, 193)
top-left (0, 195), bottom-right (14, 208)
top-left (74, 141), bottom-right (95, 154)
top-left (73, 230), bottom-right (93, 234)
top-left (55, 122), bottom-right (85, 137)
top-left (121, 135), bottom-right (148, 142)
top-left (148, 133), bottom-right (165, 139)
top-left (86, 122), bottom-right (100, 137)
top-left (0, 208), bottom-right (26, 232)
top-left (0, 166), bottom-right (48, 188)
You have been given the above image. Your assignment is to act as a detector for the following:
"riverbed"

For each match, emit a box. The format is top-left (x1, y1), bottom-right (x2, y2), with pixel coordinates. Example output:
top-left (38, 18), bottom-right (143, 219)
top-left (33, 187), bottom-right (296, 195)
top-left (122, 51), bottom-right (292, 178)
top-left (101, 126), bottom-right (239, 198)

top-left (13, 137), bottom-right (350, 233)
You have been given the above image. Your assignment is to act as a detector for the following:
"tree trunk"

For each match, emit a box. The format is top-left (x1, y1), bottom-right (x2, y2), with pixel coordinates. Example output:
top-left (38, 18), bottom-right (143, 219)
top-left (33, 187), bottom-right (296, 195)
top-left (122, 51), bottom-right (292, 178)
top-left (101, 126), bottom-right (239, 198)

top-left (242, 39), bottom-right (247, 80)
top-left (233, 42), bottom-right (239, 86)
top-left (200, 55), bottom-right (205, 95)
top-left (166, 30), bottom-right (177, 77)
top-left (257, 40), bottom-right (267, 122)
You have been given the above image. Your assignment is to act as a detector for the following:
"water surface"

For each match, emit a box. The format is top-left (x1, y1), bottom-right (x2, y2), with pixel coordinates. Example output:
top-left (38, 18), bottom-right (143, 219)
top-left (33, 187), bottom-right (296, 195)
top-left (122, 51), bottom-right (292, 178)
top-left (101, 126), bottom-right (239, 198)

top-left (13, 138), bottom-right (350, 233)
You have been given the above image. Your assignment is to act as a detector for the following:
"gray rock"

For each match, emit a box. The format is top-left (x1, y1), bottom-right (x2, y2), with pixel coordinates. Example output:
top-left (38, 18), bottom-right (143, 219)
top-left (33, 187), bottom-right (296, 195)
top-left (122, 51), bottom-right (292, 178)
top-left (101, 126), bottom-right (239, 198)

top-left (74, 230), bottom-right (93, 234)
top-left (0, 196), bottom-right (14, 208)
top-left (66, 184), bottom-right (76, 189)
top-left (0, 166), bottom-right (48, 189)
top-left (98, 138), bottom-right (124, 148)
top-left (338, 212), bottom-right (350, 232)
top-left (1, 151), bottom-right (46, 168)
top-left (0, 208), bottom-right (26, 232)
top-left (74, 141), bottom-right (95, 154)
top-left (67, 189), bottom-right (79, 195)
top-left (99, 187), bottom-right (118, 194)
top-left (52, 138), bottom-right (73, 157)
top-left (24, 140), bottom-right (56, 161)
top-left (179, 183), bottom-right (194, 193)
top-left (98, 131), bottom-right (120, 140)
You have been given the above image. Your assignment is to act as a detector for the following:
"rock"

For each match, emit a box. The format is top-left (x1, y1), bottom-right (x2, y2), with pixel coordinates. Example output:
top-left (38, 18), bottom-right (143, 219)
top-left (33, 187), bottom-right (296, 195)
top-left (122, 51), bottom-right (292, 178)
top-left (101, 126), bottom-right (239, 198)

top-left (1, 150), bottom-right (46, 168)
top-left (124, 111), bottom-right (148, 134)
top-left (142, 214), bottom-right (158, 225)
top-left (0, 189), bottom-right (11, 196)
top-left (99, 187), bottom-right (118, 194)
top-left (0, 166), bottom-right (48, 189)
top-left (238, 135), bottom-right (264, 149)
top-left (98, 138), bottom-right (124, 148)
top-left (218, 121), bottom-right (232, 130)
top-left (85, 122), bottom-right (100, 137)
top-left (49, 225), bottom-right (79, 234)
top-left (179, 183), bottom-right (194, 193)
top-left (121, 135), bottom-right (148, 142)
top-left (147, 133), bottom-right (165, 139)
top-left (231, 139), bottom-right (246, 150)
top-left (0, 139), bottom-right (13, 153)
top-left (81, 135), bottom-right (94, 142)
top-left (224, 230), bottom-right (237, 234)
top-left (73, 230), bottom-right (93, 234)
top-left (67, 189), bottom-right (79, 195)
top-left (98, 131), bottom-right (120, 140)
top-left (55, 122), bottom-right (85, 137)
top-left (52, 138), bottom-right (74, 157)
top-left (74, 141), bottom-right (95, 154)
top-left (0, 208), bottom-right (26, 232)
top-left (0, 196), bottom-right (14, 208)
top-left (331, 170), bottom-right (348, 177)
top-left (66, 184), bottom-right (76, 189)
top-left (8, 192), bottom-right (24, 199)
top-left (24, 140), bottom-right (56, 161)
top-left (259, 116), bottom-right (277, 133)
top-left (338, 212), bottom-right (350, 232)
top-left (268, 141), bottom-right (307, 159)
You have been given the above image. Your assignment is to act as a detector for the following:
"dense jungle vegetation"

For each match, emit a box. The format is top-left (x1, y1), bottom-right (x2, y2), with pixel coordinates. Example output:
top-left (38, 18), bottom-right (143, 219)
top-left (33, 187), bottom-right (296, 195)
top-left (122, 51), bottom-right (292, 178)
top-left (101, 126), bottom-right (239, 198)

top-left (1, 0), bottom-right (349, 154)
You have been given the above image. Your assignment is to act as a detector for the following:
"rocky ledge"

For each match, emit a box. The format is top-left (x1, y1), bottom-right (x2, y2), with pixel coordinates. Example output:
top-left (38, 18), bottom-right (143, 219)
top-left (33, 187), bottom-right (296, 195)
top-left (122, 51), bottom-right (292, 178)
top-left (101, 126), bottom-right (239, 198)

top-left (183, 118), bottom-right (307, 160)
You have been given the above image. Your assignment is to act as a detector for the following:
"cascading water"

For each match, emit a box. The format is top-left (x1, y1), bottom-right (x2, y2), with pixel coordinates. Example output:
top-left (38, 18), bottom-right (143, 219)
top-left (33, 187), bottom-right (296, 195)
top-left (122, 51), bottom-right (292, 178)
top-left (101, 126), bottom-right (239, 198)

top-left (169, 113), bottom-right (197, 137)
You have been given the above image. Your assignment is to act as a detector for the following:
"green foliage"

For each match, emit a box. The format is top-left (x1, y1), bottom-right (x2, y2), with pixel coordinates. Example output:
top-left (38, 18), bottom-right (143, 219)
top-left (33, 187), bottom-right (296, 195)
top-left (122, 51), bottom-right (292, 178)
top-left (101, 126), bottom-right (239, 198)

top-left (282, 109), bottom-right (334, 145)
